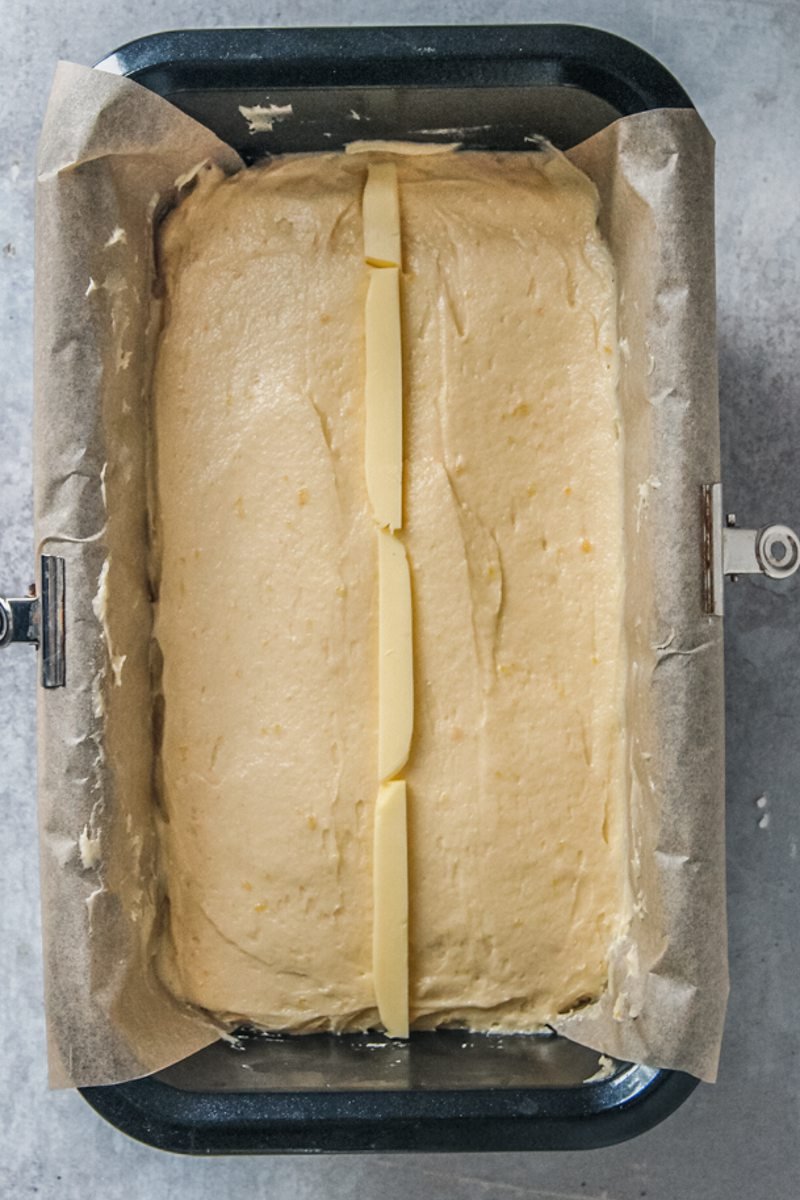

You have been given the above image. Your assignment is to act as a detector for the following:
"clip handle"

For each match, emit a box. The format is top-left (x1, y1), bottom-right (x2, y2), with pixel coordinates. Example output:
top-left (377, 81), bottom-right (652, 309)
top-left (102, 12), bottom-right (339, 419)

top-left (0, 556), bottom-right (65, 687)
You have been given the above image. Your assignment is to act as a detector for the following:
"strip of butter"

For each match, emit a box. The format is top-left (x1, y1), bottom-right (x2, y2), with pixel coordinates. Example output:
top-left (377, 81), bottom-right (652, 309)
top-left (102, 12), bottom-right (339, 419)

top-left (364, 158), bottom-right (411, 1038)
top-left (372, 780), bottom-right (409, 1038)
top-left (365, 266), bottom-right (403, 531)
top-left (363, 162), bottom-right (402, 268)
top-left (378, 528), bottom-right (414, 781)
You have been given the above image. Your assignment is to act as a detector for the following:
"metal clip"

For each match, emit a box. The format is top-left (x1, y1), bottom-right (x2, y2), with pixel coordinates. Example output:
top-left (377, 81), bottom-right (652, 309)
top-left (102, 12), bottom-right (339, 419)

top-left (702, 483), bottom-right (800, 616)
top-left (0, 555), bottom-right (65, 687)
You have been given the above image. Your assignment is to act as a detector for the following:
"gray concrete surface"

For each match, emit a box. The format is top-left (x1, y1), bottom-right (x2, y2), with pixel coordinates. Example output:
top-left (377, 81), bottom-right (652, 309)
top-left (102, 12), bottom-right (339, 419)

top-left (1, 0), bottom-right (798, 1196)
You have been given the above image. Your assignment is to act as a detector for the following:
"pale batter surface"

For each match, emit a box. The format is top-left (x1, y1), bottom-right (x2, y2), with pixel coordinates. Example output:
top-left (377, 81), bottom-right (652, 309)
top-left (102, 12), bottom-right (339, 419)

top-left (152, 148), bottom-right (626, 1031)
top-left (399, 153), bottom-right (626, 1027)
top-left (153, 157), bottom-right (379, 1030)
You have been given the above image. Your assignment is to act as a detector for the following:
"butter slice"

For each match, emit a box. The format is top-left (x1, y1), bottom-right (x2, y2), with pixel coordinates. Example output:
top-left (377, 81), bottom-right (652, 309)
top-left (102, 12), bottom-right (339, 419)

top-left (372, 780), bottom-right (409, 1038)
top-left (363, 162), bottom-right (401, 268)
top-left (365, 266), bottom-right (403, 531)
top-left (378, 528), bottom-right (414, 780)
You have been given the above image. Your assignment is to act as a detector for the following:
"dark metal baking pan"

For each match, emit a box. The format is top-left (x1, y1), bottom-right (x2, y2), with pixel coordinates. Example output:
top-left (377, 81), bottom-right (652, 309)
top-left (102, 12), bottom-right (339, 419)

top-left (82, 1032), bottom-right (695, 1154)
top-left (97, 23), bottom-right (692, 158)
top-left (82, 24), bottom-right (698, 1154)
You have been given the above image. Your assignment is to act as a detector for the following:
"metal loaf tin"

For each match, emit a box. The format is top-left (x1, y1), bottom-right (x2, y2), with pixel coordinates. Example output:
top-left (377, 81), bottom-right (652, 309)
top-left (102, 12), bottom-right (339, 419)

top-left (77, 23), bottom-right (697, 1155)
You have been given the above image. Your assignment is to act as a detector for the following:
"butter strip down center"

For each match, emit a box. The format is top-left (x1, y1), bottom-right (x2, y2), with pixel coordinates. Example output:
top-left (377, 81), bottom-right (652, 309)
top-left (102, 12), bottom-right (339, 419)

top-left (372, 781), bottom-right (409, 1038)
top-left (364, 266), bottom-right (403, 533)
top-left (378, 527), bottom-right (414, 780)
top-left (363, 160), bottom-right (411, 1038)
top-left (363, 161), bottom-right (402, 268)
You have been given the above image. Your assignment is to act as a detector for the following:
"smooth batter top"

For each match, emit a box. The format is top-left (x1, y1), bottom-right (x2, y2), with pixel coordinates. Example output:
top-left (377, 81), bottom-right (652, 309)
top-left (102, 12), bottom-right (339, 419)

top-left (152, 148), bottom-right (627, 1032)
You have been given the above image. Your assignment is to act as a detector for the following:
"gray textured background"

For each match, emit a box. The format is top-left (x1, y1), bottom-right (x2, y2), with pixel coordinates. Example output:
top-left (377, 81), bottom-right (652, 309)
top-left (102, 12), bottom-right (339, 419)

top-left (1, 1), bottom-right (798, 1197)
